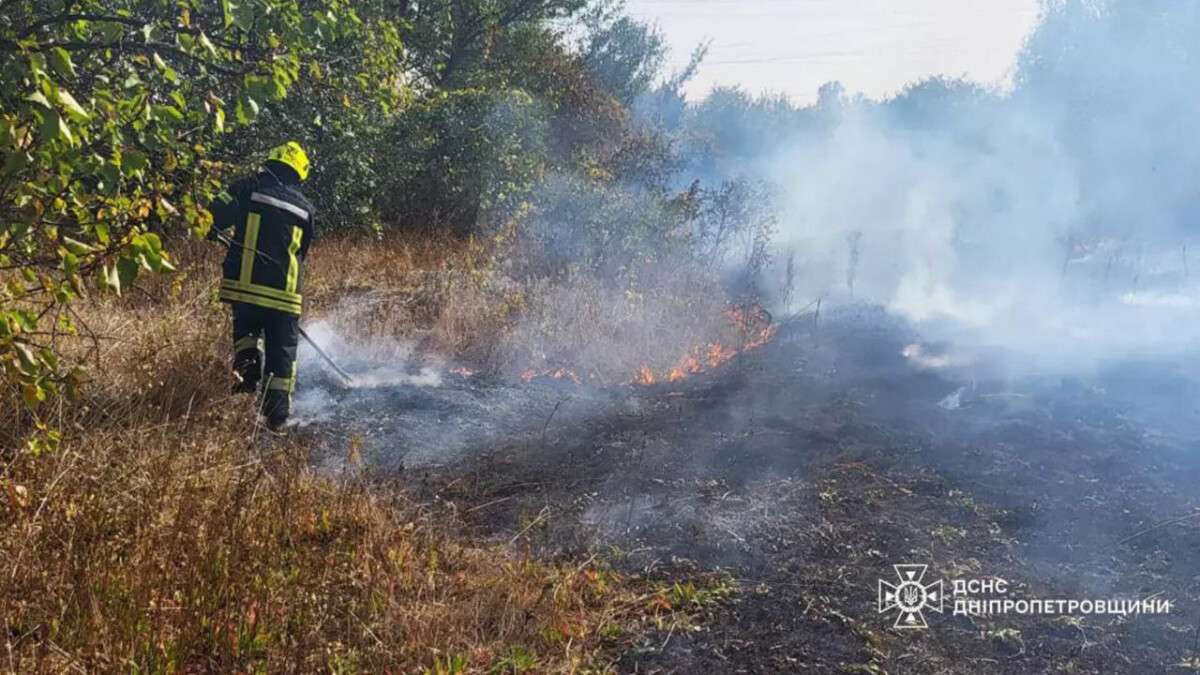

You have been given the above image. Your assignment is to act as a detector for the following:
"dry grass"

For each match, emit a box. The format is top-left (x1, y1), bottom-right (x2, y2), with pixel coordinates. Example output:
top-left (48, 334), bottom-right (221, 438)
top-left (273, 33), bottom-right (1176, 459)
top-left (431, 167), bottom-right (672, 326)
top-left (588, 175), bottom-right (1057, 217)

top-left (1, 411), bottom-right (651, 672)
top-left (0, 234), bottom-right (712, 673)
top-left (302, 234), bottom-right (757, 384)
top-left (302, 233), bottom-right (521, 367)
top-left (495, 262), bottom-right (749, 383)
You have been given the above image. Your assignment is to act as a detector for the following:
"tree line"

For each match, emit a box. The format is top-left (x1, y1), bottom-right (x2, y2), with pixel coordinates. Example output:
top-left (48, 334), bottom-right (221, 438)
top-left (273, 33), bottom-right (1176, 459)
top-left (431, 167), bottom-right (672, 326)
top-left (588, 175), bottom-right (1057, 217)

top-left (0, 0), bottom-right (735, 430)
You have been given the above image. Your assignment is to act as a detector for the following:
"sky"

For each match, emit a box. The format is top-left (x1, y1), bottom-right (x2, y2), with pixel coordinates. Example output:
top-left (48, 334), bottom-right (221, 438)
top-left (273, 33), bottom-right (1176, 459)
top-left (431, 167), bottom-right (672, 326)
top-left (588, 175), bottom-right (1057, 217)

top-left (625, 0), bottom-right (1044, 103)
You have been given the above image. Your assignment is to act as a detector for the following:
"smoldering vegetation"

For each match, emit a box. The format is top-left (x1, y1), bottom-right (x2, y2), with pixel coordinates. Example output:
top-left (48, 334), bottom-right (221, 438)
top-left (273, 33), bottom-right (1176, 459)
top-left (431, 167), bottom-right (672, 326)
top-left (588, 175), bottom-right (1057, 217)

top-left (639, 0), bottom-right (1200, 373)
top-left (295, 0), bottom-right (1200, 478)
top-left (308, 0), bottom-right (1200, 390)
top-left (292, 242), bottom-right (769, 467)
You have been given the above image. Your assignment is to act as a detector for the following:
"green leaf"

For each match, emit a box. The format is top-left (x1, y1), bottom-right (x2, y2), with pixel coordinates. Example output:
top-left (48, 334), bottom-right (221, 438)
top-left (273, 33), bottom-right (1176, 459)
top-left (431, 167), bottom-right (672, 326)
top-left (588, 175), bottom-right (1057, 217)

top-left (124, 150), bottom-right (149, 173)
top-left (98, 161), bottom-right (121, 193)
top-left (14, 342), bottom-right (37, 369)
top-left (26, 91), bottom-right (51, 109)
top-left (61, 236), bottom-right (94, 255)
top-left (199, 32), bottom-right (218, 58)
top-left (132, 233), bottom-right (170, 272)
top-left (235, 96), bottom-right (259, 124)
top-left (245, 74), bottom-right (285, 102)
top-left (62, 250), bottom-right (79, 275)
top-left (41, 113), bottom-right (75, 147)
top-left (39, 348), bottom-right (58, 371)
top-left (48, 47), bottom-right (76, 79)
top-left (12, 310), bottom-right (37, 332)
top-left (152, 105), bottom-right (184, 123)
top-left (135, 232), bottom-right (163, 254)
top-left (55, 88), bottom-right (90, 122)
top-left (2, 151), bottom-right (30, 178)
top-left (27, 53), bottom-right (46, 79)
top-left (116, 256), bottom-right (140, 290)
top-left (231, 3), bottom-right (254, 31)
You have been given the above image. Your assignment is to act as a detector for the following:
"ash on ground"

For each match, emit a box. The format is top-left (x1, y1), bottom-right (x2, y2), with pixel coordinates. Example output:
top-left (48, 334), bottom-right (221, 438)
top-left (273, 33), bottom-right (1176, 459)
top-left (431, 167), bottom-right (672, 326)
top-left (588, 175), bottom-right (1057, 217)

top-left (295, 306), bottom-right (1200, 674)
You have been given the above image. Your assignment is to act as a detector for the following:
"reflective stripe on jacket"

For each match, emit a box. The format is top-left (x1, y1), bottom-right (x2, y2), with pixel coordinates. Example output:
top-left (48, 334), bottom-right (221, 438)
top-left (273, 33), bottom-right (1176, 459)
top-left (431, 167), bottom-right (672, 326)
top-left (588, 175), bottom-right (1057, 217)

top-left (210, 172), bottom-right (315, 315)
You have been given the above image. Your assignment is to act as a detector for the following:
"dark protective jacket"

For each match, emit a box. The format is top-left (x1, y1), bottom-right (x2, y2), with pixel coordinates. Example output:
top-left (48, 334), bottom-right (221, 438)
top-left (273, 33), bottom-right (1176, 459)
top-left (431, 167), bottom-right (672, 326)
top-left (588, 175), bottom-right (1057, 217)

top-left (210, 168), bottom-right (315, 315)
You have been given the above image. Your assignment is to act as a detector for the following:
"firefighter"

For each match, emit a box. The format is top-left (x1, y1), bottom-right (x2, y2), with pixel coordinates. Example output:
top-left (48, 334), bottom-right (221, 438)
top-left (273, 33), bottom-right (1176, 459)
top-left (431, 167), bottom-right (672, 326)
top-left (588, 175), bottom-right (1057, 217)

top-left (208, 142), bottom-right (315, 431)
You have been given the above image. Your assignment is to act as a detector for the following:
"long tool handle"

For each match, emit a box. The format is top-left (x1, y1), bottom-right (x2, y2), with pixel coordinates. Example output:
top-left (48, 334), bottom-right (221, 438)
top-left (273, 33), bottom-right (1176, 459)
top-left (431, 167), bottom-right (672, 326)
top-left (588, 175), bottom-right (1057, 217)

top-left (299, 326), bottom-right (355, 386)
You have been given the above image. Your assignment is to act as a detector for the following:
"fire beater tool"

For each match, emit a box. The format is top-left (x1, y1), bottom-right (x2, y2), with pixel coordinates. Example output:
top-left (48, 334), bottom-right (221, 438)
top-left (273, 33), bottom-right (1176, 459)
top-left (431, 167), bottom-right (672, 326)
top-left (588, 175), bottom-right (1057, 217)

top-left (298, 326), bottom-right (355, 386)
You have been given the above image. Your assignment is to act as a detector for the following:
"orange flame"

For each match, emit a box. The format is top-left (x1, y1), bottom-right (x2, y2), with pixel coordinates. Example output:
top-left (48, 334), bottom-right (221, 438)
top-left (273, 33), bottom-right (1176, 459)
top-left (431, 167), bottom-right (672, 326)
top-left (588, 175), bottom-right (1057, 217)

top-left (633, 365), bottom-right (657, 386)
top-left (629, 304), bottom-right (777, 386)
top-left (517, 304), bottom-right (777, 388)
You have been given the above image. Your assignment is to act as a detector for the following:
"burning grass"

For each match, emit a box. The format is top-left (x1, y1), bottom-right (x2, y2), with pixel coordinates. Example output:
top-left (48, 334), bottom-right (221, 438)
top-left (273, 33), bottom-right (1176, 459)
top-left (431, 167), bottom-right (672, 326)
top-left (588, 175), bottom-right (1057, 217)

top-left (301, 234), bottom-right (773, 387)
top-left (497, 263), bottom-right (773, 385)
top-left (629, 307), bottom-right (777, 386)
top-left (0, 234), bottom-right (715, 672)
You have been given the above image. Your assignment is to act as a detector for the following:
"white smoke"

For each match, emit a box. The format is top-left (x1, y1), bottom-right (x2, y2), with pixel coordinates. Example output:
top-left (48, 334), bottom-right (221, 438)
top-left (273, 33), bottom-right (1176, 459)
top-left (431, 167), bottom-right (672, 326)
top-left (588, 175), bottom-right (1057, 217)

top-left (715, 0), bottom-right (1200, 372)
top-left (297, 319), bottom-right (444, 389)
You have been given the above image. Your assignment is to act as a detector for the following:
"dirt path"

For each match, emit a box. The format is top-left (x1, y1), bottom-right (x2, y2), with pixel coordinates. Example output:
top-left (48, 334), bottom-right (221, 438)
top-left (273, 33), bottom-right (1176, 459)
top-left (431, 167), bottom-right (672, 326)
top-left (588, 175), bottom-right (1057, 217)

top-left (315, 307), bottom-right (1200, 673)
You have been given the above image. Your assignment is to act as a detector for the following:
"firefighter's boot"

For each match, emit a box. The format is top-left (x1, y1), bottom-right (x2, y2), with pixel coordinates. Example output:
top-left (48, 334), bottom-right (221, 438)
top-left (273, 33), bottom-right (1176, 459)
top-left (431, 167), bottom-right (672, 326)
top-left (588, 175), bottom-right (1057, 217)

top-left (232, 334), bottom-right (263, 394)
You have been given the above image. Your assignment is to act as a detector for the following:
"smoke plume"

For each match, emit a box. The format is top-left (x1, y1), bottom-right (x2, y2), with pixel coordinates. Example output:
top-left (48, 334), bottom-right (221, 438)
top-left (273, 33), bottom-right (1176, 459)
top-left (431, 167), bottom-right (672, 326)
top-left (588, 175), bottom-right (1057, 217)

top-left (682, 0), bottom-right (1200, 372)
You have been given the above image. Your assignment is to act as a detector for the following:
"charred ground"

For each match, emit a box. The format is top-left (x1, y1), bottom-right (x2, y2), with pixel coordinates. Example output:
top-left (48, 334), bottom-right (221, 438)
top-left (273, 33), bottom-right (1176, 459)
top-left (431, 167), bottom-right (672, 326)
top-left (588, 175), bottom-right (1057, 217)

top-left (308, 306), bottom-right (1200, 673)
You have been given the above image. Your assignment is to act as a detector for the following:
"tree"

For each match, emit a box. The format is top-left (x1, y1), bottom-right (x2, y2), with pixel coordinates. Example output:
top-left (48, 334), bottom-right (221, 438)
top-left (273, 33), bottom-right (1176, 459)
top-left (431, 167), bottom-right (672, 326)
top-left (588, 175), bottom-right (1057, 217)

top-left (400, 0), bottom-right (588, 89)
top-left (579, 0), bottom-right (666, 105)
top-left (0, 0), bottom-right (377, 439)
top-left (381, 0), bottom-right (672, 234)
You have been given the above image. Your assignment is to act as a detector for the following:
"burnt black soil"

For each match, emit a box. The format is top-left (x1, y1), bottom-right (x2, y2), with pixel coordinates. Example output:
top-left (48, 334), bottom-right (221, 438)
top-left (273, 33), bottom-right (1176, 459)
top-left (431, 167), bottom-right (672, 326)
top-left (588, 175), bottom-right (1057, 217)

top-left (314, 306), bottom-right (1200, 673)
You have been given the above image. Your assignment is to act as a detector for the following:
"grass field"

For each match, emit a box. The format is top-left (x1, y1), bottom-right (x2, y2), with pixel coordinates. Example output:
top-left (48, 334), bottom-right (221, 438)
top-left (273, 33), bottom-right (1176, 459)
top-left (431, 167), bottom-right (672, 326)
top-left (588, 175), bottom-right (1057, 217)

top-left (0, 234), bottom-right (732, 673)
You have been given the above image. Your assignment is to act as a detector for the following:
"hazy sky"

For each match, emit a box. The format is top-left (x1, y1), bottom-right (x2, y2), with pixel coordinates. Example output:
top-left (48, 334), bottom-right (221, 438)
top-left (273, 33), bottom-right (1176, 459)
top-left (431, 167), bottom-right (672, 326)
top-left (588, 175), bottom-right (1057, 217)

top-left (625, 0), bottom-right (1043, 103)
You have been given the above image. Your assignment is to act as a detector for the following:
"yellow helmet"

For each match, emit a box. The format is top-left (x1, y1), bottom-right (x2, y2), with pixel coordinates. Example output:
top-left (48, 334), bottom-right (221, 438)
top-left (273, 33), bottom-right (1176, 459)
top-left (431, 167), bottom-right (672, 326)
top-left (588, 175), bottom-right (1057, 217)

top-left (267, 141), bottom-right (311, 181)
